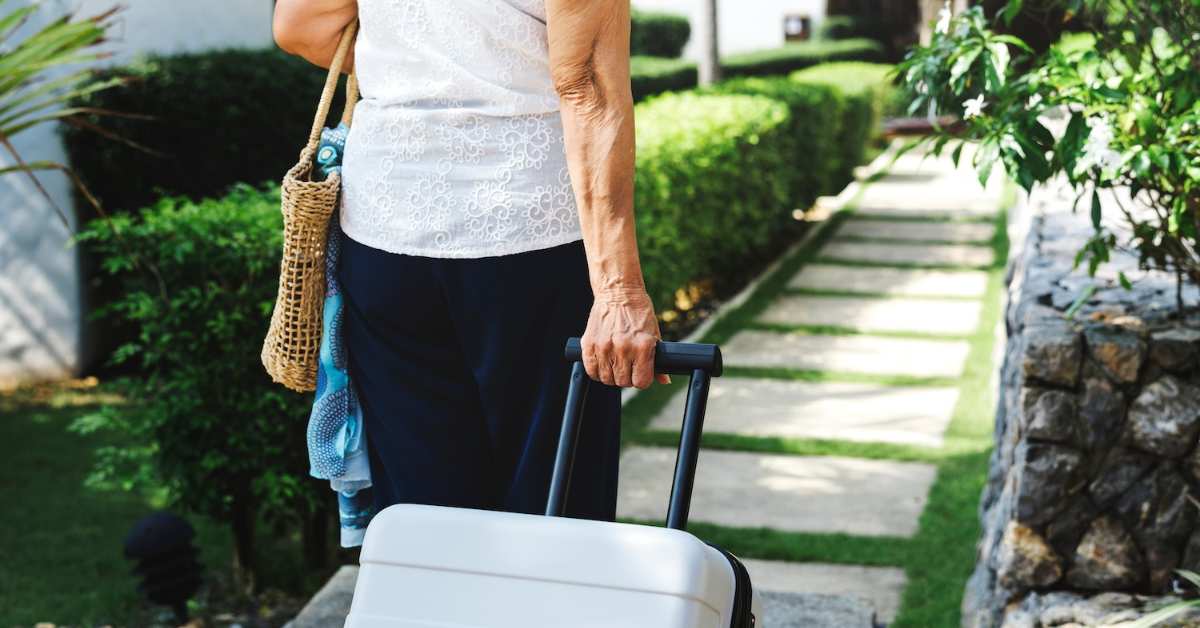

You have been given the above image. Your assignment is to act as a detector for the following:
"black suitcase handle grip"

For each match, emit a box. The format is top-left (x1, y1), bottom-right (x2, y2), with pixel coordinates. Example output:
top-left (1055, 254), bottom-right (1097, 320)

top-left (548, 338), bottom-right (719, 531)
top-left (563, 337), bottom-right (723, 377)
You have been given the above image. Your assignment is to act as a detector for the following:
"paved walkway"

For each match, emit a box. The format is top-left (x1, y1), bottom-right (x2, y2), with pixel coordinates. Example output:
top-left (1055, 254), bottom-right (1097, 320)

top-left (617, 148), bottom-right (1005, 627)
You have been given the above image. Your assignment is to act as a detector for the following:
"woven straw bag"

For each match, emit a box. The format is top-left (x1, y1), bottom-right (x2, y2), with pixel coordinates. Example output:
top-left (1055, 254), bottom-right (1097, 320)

top-left (262, 23), bottom-right (360, 393)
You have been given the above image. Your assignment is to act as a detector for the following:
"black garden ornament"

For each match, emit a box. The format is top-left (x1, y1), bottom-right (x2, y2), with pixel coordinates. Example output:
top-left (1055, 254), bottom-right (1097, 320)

top-left (124, 512), bottom-right (205, 626)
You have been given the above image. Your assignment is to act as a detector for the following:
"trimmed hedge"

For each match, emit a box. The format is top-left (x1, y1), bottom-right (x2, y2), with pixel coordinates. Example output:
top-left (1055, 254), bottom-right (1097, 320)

top-left (630, 39), bottom-right (885, 103)
top-left (62, 48), bottom-right (349, 215)
top-left (631, 9), bottom-right (690, 58)
top-left (723, 38), bottom-right (886, 79)
top-left (631, 56), bottom-right (698, 103)
top-left (635, 92), bottom-right (792, 311)
top-left (701, 78), bottom-right (842, 212)
top-left (817, 15), bottom-right (890, 44)
top-left (791, 62), bottom-right (895, 185)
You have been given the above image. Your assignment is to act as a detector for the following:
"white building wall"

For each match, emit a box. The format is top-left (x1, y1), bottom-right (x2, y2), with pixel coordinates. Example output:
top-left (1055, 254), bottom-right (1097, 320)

top-left (0, 0), bottom-right (274, 387)
top-left (634, 0), bottom-right (829, 59)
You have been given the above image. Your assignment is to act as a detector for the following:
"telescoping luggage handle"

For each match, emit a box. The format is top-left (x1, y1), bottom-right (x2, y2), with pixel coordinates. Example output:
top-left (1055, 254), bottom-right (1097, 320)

top-left (547, 338), bottom-right (722, 531)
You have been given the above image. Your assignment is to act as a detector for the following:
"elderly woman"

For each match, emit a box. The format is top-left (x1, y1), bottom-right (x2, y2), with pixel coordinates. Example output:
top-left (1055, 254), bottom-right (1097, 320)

top-left (273, 0), bottom-right (666, 525)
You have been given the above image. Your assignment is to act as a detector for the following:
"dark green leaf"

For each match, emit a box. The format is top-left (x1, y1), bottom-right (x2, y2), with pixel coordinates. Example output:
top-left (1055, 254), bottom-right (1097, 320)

top-left (1091, 188), bottom-right (1102, 231)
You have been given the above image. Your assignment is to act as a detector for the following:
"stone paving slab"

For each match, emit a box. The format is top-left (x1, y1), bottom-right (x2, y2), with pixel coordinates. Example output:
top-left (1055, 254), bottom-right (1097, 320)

top-left (284, 565), bottom-right (356, 628)
top-left (838, 219), bottom-right (996, 243)
top-left (617, 447), bottom-right (937, 537)
top-left (745, 560), bottom-right (907, 623)
top-left (763, 591), bottom-right (876, 628)
top-left (648, 378), bottom-right (958, 447)
top-left (821, 241), bottom-right (996, 267)
top-left (722, 330), bottom-right (971, 379)
top-left (759, 295), bottom-right (983, 335)
top-left (789, 264), bottom-right (990, 298)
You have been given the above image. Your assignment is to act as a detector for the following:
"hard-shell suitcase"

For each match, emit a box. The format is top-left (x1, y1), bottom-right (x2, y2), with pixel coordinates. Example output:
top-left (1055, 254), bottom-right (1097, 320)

top-left (345, 338), bottom-right (763, 627)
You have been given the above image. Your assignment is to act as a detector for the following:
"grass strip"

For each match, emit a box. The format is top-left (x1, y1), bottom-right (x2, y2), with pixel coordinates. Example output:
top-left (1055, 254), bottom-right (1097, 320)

top-left (620, 518), bottom-right (911, 567)
top-left (632, 430), bottom-right (944, 463)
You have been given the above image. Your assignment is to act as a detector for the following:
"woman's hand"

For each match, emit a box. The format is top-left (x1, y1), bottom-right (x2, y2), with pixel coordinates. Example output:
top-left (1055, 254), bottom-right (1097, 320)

top-left (582, 287), bottom-right (671, 389)
top-left (273, 0), bottom-right (358, 71)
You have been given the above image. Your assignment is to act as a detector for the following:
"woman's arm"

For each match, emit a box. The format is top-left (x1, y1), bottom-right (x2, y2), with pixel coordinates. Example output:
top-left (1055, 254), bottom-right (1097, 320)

top-left (273, 0), bottom-right (358, 71)
top-left (545, 0), bottom-right (668, 390)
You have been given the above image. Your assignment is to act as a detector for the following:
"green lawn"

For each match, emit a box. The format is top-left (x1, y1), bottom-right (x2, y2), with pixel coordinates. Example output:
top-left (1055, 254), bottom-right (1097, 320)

top-left (0, 390), bottom-right (234, 627)
top-left (619, 183), bottom-right (1012, 627)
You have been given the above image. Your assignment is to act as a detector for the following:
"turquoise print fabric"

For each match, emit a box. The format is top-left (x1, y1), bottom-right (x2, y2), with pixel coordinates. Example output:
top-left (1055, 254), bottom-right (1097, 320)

top-left (307, 123), bottom-right (376, 547)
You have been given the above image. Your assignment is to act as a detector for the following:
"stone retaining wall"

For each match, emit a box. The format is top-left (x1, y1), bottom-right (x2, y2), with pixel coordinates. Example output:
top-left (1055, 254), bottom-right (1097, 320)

top-left (963, 179), bottom-right (1200, 628)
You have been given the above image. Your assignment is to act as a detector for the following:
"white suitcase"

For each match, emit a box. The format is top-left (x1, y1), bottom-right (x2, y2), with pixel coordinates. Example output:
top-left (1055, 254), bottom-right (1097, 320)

top-left (346, 339), bottom-right (763, 628)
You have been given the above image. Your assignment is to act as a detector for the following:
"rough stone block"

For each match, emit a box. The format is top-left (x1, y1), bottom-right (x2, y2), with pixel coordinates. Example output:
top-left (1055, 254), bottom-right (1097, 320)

top-left (1149, 328), bottom-right (1200, 372)
top-left (1077, 362), bottom-right (1128, 452)
top-left (1084, 324), bottom-right (1147, 384)
top-left (1125, 375), bottom-right (1200, 457)
top-left (1014, 441), bottom-right (1087, 526)
top-left (1066, 515), bottom-right (1145, 590)
top-left (1022, 326), bottom-right (1083, 387)
top-left (1045, 495), bottom-right (1101, 558)
top-left (1020, 387), bottom-right (1080, 446)
top-left (1088, 447), bottom-right (1155, 508)
top-left (996, 521), bottom-right (1065, 589)
top-left (1114, 465), bottom-right (1197, 546)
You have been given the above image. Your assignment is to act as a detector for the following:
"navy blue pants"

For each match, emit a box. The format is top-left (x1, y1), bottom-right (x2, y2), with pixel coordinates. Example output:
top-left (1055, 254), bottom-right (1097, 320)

top-left (339, 237), bottom-right (621, 521)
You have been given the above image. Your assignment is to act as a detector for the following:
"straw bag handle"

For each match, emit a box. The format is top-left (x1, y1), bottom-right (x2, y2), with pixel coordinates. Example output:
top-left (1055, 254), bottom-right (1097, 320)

top-left (304, 21), bottom-right (360, 157)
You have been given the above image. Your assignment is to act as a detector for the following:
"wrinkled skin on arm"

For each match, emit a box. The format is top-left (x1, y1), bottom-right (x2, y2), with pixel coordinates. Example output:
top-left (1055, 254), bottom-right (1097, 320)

top-left (546, 0), bottom-right (668, 389)
top-left (273, 0), bottom-right (358, 71)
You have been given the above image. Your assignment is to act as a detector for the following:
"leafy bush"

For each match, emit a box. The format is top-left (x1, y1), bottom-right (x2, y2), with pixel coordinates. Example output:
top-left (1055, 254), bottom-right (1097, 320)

top-left (791, 62), bottom-right (894, 185)
top-left (634, 93), bottom-right (791, 308)
top-left (72, 185), bottom-right (320, 589)
top-left (702, 78), bottom-right (842, 211)
top-left (631, 9), bottom-right (690, 58)
top-left (724, 38), bottom-right (886, 79)
top-left (62, 48), bottom-right (348, 215)
top-left (817, 15), bottom-right (890, 44)
top-left (899, 1), bottom-right (1200, 314)
top-left (630, 56), bottom-right (698, 102)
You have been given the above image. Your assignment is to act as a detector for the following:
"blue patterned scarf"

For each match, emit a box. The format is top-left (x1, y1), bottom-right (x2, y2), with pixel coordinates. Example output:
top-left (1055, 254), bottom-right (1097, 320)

top-left (307, 123), bottom-right (376, 547)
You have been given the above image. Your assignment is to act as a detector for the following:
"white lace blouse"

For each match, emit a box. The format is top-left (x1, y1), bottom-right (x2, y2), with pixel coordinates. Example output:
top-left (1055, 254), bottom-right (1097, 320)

top-left (340, 0), bottom-right (581, 259)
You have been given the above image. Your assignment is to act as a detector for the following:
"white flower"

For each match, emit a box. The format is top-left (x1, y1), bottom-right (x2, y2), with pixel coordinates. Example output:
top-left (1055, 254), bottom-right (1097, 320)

top-left (935, 0), bottom-right (953, 34)
top-left (1027, 93), bottom-right (1044, 110)
top-left (963, 94), bottom-right (986, 119)
top-left (1079, 116), bottom-right (1123, 177)
top-left (916, 80), bottom-right (928, 95)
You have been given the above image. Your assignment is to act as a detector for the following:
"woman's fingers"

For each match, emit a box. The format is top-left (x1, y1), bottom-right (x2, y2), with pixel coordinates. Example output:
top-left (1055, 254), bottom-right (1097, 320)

top-left (582, 289), bottom-right (665, 389)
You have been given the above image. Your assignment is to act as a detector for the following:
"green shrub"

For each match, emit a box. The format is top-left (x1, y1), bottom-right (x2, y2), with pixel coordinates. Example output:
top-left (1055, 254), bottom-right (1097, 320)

top-left (631, 9), bottom-right (690, 58)
top-left (631, 56), bottom-right (698, 102)
top-left (702, 77), bottom-right (842, 211)
top-left (817, 15), bottom-right (890, 44)
top-left (62, 48), bottom-right (347, 215)
top-left (791, 61), bottom-right (895, 185)
top-left (72, 184), bottom-right (320, 586)
top-left (724, 38), bottom-right (886, 79)
top-left (634, 93), bottom-right (791, 309)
